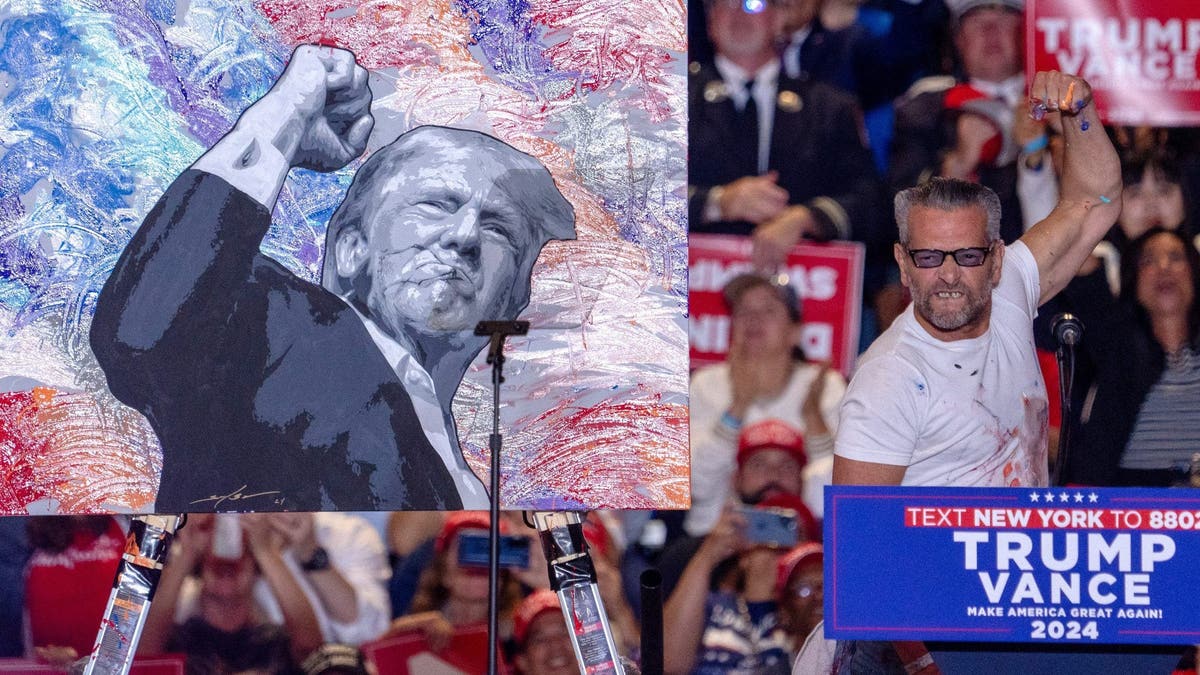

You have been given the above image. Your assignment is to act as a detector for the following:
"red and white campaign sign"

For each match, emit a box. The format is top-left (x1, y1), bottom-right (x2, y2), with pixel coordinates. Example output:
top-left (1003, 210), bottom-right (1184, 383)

top-left (689, 234), bottom-right (864, 376)
top-left (1028, 0), bottom-right (1200, 125)
top-left (361, 625), bottom-right (503, 674)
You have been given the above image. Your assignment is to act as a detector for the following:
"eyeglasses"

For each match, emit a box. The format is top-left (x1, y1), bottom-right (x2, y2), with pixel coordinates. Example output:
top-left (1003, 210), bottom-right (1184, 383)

top-left (906, 245), bottom-right (993, 269)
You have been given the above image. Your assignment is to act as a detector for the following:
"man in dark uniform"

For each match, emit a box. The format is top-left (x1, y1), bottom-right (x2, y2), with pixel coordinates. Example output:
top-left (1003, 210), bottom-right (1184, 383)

top-left (888, 0), bottom-right (1027, 243)
top-left (687, 0), bottom-right (888, 277)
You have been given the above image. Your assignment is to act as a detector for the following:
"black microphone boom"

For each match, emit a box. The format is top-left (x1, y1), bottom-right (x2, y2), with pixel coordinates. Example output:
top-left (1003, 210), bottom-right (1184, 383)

top-left (474, 320), bottom-right (530, 336)
top-left (476, 321), bottom-right (530, 366)
top-left (1052, 313), bottom-right (1082, 347)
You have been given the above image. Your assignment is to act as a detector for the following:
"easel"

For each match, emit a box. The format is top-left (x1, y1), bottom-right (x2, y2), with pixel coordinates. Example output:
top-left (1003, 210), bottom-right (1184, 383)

top-left (81, 515), bottom-right (181, 675)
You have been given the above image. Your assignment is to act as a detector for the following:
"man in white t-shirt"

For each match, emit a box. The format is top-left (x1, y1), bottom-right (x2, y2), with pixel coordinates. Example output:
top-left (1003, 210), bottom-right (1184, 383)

top-left (834, 70), bottom-right (1120, 490)
top-left (827, 70), bottom-right (1121, 675)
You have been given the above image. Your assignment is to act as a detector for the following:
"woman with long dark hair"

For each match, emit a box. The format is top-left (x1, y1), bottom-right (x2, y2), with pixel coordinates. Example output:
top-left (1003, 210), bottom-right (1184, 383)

top-left (1064, 227), bottom-right (1200, 485)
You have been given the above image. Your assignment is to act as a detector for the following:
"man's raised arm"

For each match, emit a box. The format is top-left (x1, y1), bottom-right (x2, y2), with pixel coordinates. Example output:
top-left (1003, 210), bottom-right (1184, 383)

top-left (89, 46), bottom-right (372, 399)
top-left (194, 45), bottom-right (374, 207)
top-left (1018, 70), bottom-right (1122, 305)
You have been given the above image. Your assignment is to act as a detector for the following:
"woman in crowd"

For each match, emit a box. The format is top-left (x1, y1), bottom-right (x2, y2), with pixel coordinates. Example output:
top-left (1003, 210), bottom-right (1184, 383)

top-left (777, 543), bottom-right (834, 673)
top-left (1063, 227), bottom-right (1200, 485)
top-left (509, 589), bottom-right (577, 675)
top-left (776, 543), bottom-right (824, 650)
top-left (383, 512), bottom-right (528, 648)
top-left (688, 273), bottom-right (846, 537)
top-left (1116, 150), bottom-right (1190, 243)
top-left (1063, 147), bottom-right (1194, 299)
top-left (663, 504), bottom-right (796, 675)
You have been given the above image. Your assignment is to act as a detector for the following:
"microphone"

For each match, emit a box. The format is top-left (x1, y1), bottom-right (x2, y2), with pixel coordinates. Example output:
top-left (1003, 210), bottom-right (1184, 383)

top-left (1050, 313), bottom-right (1083, 486)
top-left (1052, 313), bottom-right (1083, 347)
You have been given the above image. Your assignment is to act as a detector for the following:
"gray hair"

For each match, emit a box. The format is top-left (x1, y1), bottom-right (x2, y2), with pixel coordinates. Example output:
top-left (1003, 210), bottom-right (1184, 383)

top-left (321, 125), bottom-right (576, 318)
top-left (894, 177), bottom-right (1001, 245)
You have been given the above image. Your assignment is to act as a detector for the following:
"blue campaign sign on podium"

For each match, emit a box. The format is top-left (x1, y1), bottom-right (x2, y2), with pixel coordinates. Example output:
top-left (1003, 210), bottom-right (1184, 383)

top-left (825, 486), bottom-right (1200, 646)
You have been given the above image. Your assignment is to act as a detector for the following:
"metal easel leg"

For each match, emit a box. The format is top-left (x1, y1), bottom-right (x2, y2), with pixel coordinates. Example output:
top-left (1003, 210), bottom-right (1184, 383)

top-left (81, 514), bottom-right (181, 675)
top-left (532, 511), bottom-right (626, 675)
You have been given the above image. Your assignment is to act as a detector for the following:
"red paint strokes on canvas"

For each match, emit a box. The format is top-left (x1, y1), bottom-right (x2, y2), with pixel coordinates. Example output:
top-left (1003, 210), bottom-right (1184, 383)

top-left (496, 395), bottom-right (688, 509)
top-left (529, 0), bottom-right (684, 122)
top-left (0, 390), bottom-right (159, 514)
top-left (0, 391), bottom-right (49, 509)
top-left (256, 0), bottom-right (470, 71)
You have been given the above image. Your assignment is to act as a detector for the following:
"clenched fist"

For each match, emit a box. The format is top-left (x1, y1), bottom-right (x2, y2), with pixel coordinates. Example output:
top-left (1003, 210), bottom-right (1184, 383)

top-left (253, 45), bottom-right (375, 172)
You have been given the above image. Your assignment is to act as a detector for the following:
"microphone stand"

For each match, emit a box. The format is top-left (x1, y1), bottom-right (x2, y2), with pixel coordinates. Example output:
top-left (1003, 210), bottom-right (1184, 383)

top-left (474, 320), bottom-right (529, 675)
top-left (640, 569), bottom-right (664, 675)
top-left (1052, 315), bottom-right (1082, 486)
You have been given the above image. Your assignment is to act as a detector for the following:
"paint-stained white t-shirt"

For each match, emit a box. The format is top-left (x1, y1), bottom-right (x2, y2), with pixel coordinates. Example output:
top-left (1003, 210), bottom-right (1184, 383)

top-left (835, 241), bottom-right (1049, 487)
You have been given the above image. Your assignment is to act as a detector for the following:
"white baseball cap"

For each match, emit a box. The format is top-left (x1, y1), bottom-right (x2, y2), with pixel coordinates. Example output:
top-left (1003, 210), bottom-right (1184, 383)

top-left (946, 0), bottom-right (1023, 23)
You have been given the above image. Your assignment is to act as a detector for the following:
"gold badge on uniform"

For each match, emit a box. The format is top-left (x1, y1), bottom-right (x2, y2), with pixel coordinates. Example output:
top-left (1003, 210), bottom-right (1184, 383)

top-left (704, 80), bottom-right (729, 103)
top-left (777, 90), bottom-right (803, 113)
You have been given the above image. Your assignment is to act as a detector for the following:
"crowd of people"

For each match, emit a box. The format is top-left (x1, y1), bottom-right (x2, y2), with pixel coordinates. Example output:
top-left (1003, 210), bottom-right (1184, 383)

top-left (2, 0), bottom-right (1200, 673)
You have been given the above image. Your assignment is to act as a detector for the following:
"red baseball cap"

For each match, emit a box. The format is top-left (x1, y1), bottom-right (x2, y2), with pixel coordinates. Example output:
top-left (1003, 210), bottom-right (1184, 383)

top-left (775, 542), bottom-right (824, 596)
top-left (944, 84), bottom-right (1012, 166)
top-left (434, 512), bottom-right (509, 555)
top-left (512, 589), bottom-right (563, 647)
top-left (737, 419), bottom-right (807, 470)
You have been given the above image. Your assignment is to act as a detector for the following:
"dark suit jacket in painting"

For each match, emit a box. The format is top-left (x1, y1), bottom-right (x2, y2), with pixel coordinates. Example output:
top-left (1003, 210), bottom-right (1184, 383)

top-left (687, 63), bottom-right (889, 261)
top-left (90, 171), bottom-right (463, 513)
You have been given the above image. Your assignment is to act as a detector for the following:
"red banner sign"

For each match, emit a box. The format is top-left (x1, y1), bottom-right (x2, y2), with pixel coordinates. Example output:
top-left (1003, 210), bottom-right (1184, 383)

top-left (688, 234), bottom-right (864, 376)
top-left (1028, 0), bottom-right (1200, 126)
top-left (361, 625), bottom-right (503, 675)
top-left (0, 657), bottom-right (185, 674)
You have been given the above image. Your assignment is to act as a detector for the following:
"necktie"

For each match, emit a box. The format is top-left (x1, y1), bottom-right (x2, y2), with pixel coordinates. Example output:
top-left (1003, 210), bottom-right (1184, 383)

top-left (736, 79), bottom-right (760, 176)
top-left (740, 79), bottom-right (759, 142)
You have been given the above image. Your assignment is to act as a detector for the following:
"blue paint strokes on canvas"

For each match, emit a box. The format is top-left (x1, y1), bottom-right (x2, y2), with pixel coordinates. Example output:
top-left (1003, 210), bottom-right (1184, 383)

top-left (1, 7), bottom-right (201, 342)
top-left (456, 0), bottom-right (574, 96)
top-left (145, 0), bottom-right (176, 25)
top-left (0, 0), bottom-right (353, 347)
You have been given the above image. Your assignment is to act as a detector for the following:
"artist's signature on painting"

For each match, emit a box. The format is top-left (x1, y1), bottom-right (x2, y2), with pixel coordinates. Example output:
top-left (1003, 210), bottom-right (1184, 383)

top-left (190, 485), bottom-right (284, 508)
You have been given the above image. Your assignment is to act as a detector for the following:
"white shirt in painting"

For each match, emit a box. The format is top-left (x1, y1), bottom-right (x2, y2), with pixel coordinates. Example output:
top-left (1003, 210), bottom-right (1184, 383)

top-left (347, 301), bottom-right (490, 509)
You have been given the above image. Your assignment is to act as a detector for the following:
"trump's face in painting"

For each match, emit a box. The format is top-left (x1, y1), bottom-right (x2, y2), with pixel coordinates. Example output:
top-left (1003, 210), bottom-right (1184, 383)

top-left (324, 126), bottom-right (575, 341)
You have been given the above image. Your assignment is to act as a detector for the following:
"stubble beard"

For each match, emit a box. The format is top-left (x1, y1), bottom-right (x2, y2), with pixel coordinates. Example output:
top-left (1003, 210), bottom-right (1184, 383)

top-left (915, 286), bottom-right (990, 333)
top-left (372, 278), bottom-right (480, 337)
